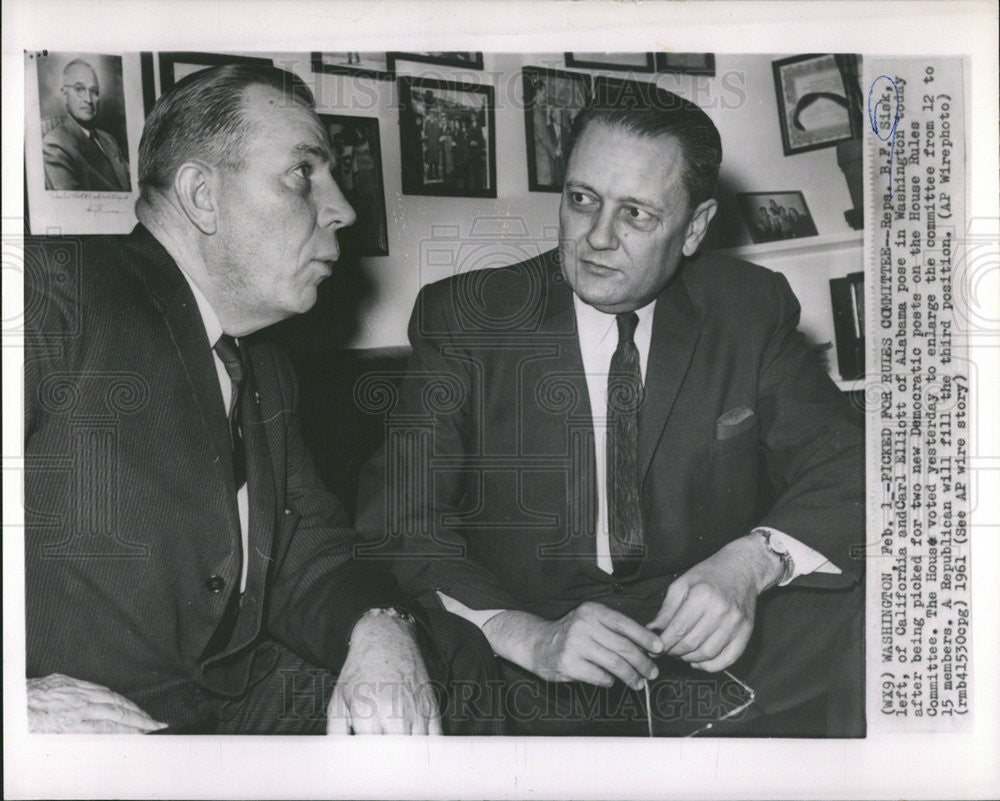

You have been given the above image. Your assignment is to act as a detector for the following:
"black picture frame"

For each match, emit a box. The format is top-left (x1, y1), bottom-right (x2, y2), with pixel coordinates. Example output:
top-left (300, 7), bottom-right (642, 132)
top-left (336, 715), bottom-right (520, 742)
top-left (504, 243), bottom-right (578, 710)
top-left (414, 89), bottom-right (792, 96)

top-left (158, 52), bottom-right (274, 93)
top-left (310, 52), bottom-right (394, 81)
top-left (654, 53), bottom-right (716, 76)
top-left (564, 52), bottom-right (655, 73)
top-left (737, 191), bottom-right (819, 244)
top-left (319, 113), bottom-right (389, 256)
top-left (388, 52), bottom-right (483, 71)
top-left (397, 75), bottom-right (496, 198)
top-left (522, 67), bottom-right (591, 193)
top-left (591, 74), bottom-right (660, 111)
top-left (772, 53), bottom-right (860, 156)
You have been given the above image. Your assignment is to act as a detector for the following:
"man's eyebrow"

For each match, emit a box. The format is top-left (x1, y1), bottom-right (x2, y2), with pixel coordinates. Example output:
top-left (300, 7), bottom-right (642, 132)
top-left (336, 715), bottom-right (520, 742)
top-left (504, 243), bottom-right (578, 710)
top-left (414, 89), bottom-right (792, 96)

top-left (291, 143), bottom-right (330, 162)
top-left (566, 180), bottom-right (664, 211)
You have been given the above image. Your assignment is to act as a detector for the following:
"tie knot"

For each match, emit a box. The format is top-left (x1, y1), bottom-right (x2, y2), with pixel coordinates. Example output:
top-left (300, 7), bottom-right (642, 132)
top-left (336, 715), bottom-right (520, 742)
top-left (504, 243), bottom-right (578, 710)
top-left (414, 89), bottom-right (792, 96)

top-left (616, 312), bottom-right (639, 344)
top-left (214, 334), bottom-right (244, 384)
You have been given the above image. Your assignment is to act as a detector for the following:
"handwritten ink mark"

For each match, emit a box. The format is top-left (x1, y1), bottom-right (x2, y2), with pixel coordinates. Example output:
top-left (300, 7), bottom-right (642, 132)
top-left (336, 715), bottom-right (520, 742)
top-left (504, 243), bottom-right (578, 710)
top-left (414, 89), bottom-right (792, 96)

top-left (868, 75), bottom-right (901, 198)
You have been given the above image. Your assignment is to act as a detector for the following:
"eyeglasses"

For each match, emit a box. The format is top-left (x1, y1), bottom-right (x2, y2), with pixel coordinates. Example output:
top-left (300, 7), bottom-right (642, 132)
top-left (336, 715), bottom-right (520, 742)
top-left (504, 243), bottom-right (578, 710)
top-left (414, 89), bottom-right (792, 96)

top-left (64, 83), bottom-right (100, 99)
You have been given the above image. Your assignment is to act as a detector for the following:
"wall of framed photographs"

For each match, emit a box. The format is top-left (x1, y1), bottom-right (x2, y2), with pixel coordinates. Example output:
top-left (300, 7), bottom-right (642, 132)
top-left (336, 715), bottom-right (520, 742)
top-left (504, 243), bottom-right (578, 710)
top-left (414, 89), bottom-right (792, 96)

top-left (25, 50), bottom-right (861, 369)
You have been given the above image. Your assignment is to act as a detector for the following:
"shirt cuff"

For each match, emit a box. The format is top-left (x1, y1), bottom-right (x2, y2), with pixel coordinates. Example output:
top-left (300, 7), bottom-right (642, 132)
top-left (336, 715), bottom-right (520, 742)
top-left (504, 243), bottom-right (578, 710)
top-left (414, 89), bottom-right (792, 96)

top-left (437, 591), bottom-right (506, 629)
top-left (761, 527), bottom-right (842, 585)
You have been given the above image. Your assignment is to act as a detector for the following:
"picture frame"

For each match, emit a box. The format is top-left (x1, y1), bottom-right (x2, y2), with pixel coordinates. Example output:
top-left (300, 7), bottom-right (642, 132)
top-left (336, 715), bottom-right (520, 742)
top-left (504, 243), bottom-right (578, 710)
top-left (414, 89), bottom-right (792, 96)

top-left (319, 113), bottom-right (389, 256)
top-left (522, 66), bottom-right (591, 193)
top-left (158, 51), bottom-right (274, 93)
top-left (565, 52), bottom-right (655, 73)
top-left (310, 52), bottom-right (394, 81)
top-left (737, 190), bottom-right (819, 244)
top-left (654, 52), bottom-right (716, 76)
top-left (590, 74), bottom-right (660, 111)
top-left (388, 52), bottom-right (483, 71)
top-left (24, 50), bottom-right (150, 234)
top-left (772, 53), bottom-right (860, 155)
top-left (397, 75), bottom-right (496, 198)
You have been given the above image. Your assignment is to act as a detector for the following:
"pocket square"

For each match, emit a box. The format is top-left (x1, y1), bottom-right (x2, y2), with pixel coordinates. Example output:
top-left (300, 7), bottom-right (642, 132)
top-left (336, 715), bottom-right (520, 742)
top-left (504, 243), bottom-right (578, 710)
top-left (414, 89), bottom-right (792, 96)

top-left (716, 406), bottom-right (756, 440)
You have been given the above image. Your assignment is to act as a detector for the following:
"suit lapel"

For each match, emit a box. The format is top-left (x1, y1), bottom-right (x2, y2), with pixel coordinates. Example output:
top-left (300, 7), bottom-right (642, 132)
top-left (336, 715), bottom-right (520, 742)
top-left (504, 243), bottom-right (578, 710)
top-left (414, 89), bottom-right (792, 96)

top-left (638, 269), bottom-right (703, 483)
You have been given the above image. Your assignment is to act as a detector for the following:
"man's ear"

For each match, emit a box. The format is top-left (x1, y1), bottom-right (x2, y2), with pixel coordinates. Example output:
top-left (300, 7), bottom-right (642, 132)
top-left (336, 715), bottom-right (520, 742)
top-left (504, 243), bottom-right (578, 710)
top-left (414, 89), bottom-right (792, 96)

top-left (682, 198), bottom-right (718, 257)
top-left (173, 162), bottom-right (218, 235)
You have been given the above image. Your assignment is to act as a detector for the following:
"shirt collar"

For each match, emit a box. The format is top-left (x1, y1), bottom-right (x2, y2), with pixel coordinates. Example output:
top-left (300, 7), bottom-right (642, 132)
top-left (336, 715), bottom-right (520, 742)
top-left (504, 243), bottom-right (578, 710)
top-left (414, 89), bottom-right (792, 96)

top-left (573, 293), bottom-right (656, 350)
top-left (175, 263), bottom-right (223, 348)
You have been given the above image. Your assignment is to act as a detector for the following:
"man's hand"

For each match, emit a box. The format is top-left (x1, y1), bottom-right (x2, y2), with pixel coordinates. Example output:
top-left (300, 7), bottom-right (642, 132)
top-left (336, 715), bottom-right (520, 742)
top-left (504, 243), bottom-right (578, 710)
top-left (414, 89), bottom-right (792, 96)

top-left (327, 610), bottom-right (442, 735)
top-left (483, 602), bottom-right (664, 690)
top-left (646, 535), bottom-right (784, 673)
top-left (27, 674), bottom-right (166, 733)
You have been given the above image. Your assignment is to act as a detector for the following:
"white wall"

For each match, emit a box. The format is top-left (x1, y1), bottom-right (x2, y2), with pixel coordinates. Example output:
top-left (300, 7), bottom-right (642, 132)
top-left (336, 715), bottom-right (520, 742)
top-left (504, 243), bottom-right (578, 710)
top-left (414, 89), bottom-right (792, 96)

top-left (225, 52), bottom-right (860, 349)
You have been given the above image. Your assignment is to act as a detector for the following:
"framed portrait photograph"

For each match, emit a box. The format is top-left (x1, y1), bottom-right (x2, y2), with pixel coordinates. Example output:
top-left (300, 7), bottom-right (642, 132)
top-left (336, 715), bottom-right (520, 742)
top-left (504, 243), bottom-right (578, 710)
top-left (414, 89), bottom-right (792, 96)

top-left (772, 53), bottom-right (860, 155)
top-left (320, 114), bottom-right (389, 256)
top-left (310, 52), bottom-right (393, 81)
top-left (522, 67), bottom-right (590, 192)
top-left (591, 74), bottom-right (660, 111)
top-left (737, 190), bottom-right (819, 244)
top-left (397, 75), bottom-right (496, 197)
top-left (24, 50), bottom-right (148, 234)
top-left (388, 52), bottom-right (483, 70)
top-left (565, 52), bottom-right (655, 73)
top-left (655, 52), bottom-right (716, 76)
top-left (158, 51), bottom-right (274, 93)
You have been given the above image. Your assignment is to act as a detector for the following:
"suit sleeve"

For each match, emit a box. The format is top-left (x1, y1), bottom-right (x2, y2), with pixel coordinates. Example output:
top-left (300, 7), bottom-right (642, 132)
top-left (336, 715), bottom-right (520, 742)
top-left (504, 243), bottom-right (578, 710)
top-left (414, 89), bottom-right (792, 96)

top-left (355, 284), bottom-right (524, 611)
top-left (264, 348), bottom-right (415, 673)
top-left (755, 272), bottom-right (865, 586)
top-left (42, 134), bottom-right (82, 191)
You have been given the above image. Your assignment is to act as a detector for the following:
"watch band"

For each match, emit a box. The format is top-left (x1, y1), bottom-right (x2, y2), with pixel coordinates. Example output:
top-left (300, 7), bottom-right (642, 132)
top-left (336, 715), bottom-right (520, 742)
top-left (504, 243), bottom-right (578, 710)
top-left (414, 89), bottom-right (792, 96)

top-left (751, 528), bottom-right (795, 585)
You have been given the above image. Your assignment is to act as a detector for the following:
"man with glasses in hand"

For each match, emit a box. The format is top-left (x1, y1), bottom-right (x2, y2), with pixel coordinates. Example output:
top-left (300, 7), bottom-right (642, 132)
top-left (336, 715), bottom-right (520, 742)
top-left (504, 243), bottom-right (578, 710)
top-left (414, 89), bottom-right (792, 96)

top-left (42, 58), bottom-right (132, 192)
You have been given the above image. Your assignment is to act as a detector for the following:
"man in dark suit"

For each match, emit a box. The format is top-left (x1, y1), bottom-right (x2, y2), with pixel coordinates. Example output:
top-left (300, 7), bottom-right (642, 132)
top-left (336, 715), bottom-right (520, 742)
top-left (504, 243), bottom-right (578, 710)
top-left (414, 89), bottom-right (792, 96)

top-left (42, 58), bottom-right (132, 192)
top-left (25, 64), bottom-right (498, 735)
top-left (356, 89), bottom-right (864, 736)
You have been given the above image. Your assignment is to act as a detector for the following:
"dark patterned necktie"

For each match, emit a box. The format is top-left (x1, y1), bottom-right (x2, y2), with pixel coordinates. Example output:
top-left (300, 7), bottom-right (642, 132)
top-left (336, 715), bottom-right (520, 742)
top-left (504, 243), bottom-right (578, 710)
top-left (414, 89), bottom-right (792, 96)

top-left (213, 334), bottom-right (247, 490)
top-left (607, 312), bottom-right (644, 575)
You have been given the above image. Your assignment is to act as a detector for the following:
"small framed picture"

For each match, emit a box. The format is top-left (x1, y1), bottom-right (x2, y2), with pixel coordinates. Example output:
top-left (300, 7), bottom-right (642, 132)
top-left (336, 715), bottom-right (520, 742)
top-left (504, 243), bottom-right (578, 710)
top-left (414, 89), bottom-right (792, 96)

top-left (397, 76), bottom-right (496, 198)
top-left (565, 52), bottom-right (655, 73)
top-left (310, 52), bottom-right (393, 81)
top-left (320, 114), bottom-right (389, 256)
top-left (389, 52), bottom-right (483, 71)
top-left (737, 191), bottom-right (819, 244)
top-left (772, 53), bottom-right (860, 155)
top-left (158, 52), bottom-right (274, 93)
top-left (24, 50), bottom-right (149, 234)
top-left (654, 53), bottom-right (716, 76)
top-left (591, 74), bottom-right (660, 111)
top-left (522, 67), bottom-right (591, 192)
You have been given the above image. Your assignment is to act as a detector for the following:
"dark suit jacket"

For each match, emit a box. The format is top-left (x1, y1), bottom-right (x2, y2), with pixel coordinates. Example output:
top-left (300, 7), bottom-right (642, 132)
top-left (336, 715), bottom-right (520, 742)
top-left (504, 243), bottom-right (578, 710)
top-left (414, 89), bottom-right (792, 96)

top-left (24, 225), bottom-right (409, 726)
top-left (42, 115), bottom-right (131, 192)
top-left (356, 249), bottom-right (864, 622)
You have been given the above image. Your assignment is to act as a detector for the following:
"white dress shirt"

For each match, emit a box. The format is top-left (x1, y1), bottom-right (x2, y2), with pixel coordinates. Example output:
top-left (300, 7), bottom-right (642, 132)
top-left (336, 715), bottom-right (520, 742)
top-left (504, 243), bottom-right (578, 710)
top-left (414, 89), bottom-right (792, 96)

top-left (176, 267), bottom-right (251, 592)
top-left (440, 295), bottom-right (840, 628)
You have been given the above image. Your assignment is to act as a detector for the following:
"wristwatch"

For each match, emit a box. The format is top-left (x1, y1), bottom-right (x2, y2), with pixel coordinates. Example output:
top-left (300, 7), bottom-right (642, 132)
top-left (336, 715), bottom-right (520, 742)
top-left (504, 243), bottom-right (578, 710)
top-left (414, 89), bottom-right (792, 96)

top-left (751, 528), bottom-right (795, 585)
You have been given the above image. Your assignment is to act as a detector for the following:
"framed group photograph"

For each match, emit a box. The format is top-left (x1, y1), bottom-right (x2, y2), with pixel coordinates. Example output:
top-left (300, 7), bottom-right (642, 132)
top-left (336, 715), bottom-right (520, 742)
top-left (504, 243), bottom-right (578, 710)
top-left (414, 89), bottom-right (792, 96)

top-left (737, 190), bottom-right (819, 243)
top-left (591, 74), bottom-right (659, 111)
top-left (310, 52), bottom-right (393, 81)
top-left (397, 76), bottom-right (496, 197)
top-left (389, 52), bottom-right (483, 71)
top-left (655, 52), bottom-right (716, 76)
top-left (772, 53), bottom-right (860, 155)
top-left (565, 52), bottom-right (655, 73)
top-left (522, 67), bottom-right (590, 192)
top-left (320, 114), bottom-right (389, 256)
top-left (24, 50), bottom-right (148, 234)
top-left (158, 51), bottom-right (274, 93)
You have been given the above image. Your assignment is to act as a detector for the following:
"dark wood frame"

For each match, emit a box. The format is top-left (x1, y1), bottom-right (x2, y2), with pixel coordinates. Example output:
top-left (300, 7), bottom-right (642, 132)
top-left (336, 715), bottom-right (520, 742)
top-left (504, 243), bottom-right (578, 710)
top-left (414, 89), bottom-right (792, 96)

top-left (772, 53), bottom-right (860, 156)
top-left (654, 53), bottom-right (716, 76)
top-left (522, 66), bottom-right (591, 193)
top-left (388, 52), bottom-right (483, 71)
top-left (158, 52), bottom-right (274, 93)
top-left (590, 74), bottom-right (659, 111)
top-left (565, 52), bottom-right (655, 73)
top-left (310, 52), bottom-right (394, 81)
top-left (737, 190), bottom-right (819, 244)
top-left (397, 75), bottom-right (496, 198)
top-left (319, 113), bottom-right (389, 256)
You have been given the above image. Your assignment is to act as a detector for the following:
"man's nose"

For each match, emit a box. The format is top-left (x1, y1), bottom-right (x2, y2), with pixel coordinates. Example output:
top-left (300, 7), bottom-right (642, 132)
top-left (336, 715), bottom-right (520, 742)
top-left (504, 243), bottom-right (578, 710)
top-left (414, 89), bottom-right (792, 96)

top-left (317, 174), bottom-right (357, 231)
top-left (586, 207), bottom-right (619, 251)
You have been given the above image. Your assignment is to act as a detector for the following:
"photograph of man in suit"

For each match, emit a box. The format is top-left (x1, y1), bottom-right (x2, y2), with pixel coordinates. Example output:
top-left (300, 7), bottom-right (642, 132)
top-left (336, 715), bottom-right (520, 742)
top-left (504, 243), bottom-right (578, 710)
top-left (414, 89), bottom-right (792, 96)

top-left (357, 88), bottom-right (865, 737)
top-left (25, 64), bottom-right (499, 735)
top-left (42, 57), bottom-right (132, 192)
